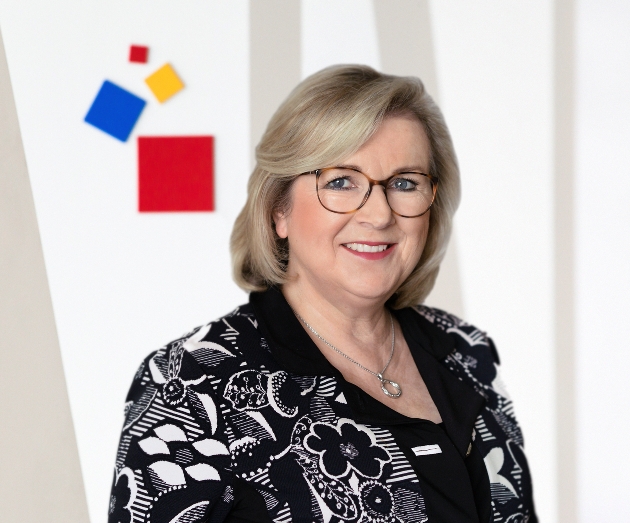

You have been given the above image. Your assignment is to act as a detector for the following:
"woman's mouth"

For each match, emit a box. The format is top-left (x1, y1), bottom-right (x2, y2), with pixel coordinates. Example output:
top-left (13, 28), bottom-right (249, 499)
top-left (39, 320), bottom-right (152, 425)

top-left (343, 242), bottom-right (390, 253)
top-left (341, 242), bottom-right (395, 260)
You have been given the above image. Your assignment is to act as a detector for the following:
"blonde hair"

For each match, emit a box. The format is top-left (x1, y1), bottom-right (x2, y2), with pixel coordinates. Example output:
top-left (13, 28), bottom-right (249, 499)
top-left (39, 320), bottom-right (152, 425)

top-left (231, 65), bottom-right (460, 308)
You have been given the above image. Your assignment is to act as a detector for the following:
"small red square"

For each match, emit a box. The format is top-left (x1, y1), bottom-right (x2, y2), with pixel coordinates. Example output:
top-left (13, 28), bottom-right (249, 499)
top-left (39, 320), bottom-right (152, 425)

top-left (129, 45), bottom-right (149, 63)
top-left (138, 136), bottom-right (214, 212)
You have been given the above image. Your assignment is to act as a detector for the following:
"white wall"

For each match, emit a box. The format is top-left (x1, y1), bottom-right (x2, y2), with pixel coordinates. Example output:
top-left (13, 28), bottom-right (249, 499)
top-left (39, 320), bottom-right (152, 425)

top-left (0, 2), bottom-right (249, 522)
top-left (575, 1), bottom-right (630, 520)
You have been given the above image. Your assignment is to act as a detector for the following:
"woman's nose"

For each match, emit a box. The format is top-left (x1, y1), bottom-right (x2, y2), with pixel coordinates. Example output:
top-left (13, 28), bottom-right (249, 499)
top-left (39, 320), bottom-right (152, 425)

top-left (356, 185), bottom-right (394, 228)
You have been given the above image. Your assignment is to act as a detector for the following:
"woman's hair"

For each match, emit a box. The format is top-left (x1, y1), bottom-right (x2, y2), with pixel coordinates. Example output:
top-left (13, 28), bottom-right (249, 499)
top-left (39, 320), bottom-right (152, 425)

top-left (231, 64), bottom-right (460, 308)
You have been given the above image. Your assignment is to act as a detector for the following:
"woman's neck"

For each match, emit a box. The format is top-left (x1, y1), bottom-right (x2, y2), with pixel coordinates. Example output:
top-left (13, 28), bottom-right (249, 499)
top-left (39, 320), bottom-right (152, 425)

top-left (281, 277), bottom-right (394, 363)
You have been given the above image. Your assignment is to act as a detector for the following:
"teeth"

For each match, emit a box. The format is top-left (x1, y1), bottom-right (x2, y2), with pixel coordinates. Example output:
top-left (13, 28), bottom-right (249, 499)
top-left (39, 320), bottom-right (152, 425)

top-left (344, 243), bottom-right (389, 253)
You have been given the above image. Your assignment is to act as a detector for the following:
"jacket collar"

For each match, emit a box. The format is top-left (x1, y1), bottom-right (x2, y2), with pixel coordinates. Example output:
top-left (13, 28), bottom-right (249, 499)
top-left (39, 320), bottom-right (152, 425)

top-left (249, 287), bottom-right (485, 457)
top-left (250, 286), bottom-right (340, 377)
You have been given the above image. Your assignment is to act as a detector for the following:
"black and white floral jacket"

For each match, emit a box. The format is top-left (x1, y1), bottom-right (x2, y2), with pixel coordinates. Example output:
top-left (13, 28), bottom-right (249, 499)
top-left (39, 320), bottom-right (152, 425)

top-left (109, 288), bottom-right (536, 523)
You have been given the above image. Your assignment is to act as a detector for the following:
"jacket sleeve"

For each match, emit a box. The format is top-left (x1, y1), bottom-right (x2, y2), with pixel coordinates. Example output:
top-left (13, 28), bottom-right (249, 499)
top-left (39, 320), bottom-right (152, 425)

top-left (107, 344), bottom-right (234, 523)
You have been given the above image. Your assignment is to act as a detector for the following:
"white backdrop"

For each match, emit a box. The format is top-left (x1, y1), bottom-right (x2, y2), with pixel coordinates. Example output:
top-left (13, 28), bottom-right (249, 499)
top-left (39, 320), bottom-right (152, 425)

top-left (575, 0), bottom-right (630, 520)
top-left (4, 1), bottom-right (627, 522)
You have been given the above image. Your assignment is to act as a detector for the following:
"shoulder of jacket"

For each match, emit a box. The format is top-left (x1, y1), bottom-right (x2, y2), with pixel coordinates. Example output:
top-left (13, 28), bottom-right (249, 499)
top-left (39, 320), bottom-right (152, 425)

top-left (166, 303), bottom-right (266, 371)
top-left (412, 304), bottom-right (466, 330)
top-left (411, 304), bottom-right (501, 365)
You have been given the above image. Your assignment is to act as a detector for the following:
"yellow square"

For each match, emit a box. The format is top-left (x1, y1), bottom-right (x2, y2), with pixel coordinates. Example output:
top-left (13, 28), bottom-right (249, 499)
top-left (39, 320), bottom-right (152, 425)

top-left (145, 63), bottom-right (184, 103)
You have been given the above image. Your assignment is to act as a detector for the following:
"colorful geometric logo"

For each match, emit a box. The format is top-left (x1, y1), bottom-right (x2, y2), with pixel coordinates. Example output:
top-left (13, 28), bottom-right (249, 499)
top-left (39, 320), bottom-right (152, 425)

top-left (83, 45), bottom-right (214, 212)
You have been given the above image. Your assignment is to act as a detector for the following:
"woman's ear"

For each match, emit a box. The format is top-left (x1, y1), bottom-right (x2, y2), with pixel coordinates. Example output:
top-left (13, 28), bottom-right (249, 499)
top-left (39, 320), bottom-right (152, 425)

top-left (273, 209), bottom-right (289, 239)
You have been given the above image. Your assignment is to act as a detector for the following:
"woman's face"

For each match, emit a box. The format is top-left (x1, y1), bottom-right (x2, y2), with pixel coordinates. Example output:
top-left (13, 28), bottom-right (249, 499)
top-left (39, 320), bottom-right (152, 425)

top-left (275, 115), bottom-right (432, 305)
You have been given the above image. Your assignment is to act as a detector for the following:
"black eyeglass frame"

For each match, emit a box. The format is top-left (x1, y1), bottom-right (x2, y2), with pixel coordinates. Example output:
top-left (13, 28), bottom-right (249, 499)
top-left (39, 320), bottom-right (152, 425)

top-left (302, 167), bottom-right (439, 218)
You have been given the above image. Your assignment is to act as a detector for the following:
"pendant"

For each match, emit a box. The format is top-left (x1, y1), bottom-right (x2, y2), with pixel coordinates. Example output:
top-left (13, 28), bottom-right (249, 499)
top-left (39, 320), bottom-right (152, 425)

top-left (377, 373), bottom-right (402, 398)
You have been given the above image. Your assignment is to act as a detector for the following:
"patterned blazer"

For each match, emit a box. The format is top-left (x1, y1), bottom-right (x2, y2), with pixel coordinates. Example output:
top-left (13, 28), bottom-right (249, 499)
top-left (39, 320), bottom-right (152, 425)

top-left (109, 287), bottom-right (536, 523)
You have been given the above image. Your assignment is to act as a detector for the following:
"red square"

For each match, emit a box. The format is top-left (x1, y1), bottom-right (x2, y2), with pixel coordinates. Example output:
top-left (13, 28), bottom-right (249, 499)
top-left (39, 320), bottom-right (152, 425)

top-left (138, 136), bottom-right (214, 212)
top-left (129, 45), bottom-right (149, 63)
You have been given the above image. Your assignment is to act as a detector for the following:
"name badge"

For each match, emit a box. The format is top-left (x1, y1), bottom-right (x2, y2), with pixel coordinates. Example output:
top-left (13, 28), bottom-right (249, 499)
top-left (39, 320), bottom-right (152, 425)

top-left (412, 444), bottom-right (442, 456)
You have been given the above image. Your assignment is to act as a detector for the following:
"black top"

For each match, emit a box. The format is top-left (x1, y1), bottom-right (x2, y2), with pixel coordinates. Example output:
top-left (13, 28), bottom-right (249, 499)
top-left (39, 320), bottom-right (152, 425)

top-left (108, 287), bottom-right (537, 523)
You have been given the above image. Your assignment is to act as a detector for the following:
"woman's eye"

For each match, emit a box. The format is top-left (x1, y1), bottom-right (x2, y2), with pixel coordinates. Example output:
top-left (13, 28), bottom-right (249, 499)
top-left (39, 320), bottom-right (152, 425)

top-left (326, 177), bottom-right (352, 190)
top-left (390, 178), bottom-right (418, 191)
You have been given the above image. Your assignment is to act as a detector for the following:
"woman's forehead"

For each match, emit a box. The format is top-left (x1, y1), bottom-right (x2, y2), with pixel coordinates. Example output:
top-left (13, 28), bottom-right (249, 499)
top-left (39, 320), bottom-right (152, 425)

top-left (340, 116), bottom-right (431, 171)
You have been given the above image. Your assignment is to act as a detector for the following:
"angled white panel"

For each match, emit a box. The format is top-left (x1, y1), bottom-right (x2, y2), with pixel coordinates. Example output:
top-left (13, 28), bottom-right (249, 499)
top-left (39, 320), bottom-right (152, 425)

top-left (0, 25), bottom-right (90, 523)
top-left (0, 2), bottom-right (249, 521)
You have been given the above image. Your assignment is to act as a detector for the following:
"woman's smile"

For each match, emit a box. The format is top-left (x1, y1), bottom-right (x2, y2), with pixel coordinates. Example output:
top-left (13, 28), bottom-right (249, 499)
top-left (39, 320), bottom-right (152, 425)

top-left (341, 242), bottom-right (396, 260)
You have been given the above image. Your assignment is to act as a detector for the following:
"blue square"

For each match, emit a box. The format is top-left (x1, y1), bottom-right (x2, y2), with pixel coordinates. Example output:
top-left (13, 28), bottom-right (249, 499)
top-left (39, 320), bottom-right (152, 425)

top-left (84, 80), bottom-right (146, 142)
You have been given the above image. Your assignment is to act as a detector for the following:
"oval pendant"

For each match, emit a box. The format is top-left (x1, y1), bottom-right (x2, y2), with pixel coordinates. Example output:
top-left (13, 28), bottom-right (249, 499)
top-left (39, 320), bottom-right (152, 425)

top-left (377, 374), bottom-right (402, 398)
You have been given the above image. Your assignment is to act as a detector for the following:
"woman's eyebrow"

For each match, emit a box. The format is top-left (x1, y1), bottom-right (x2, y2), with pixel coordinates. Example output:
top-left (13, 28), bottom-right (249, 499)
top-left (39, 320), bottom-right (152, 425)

top-left (334, 164), bottom-right (363, 171)
top-left (393, 165), bottom-right (427, 173)
top-left (334, 164), bottom-right (427, 174)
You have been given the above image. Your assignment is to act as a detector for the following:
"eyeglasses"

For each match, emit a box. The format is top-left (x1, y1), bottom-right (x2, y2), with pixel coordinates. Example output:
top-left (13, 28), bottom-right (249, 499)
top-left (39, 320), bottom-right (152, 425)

top-left (302, 167), bottom-right (438, 218)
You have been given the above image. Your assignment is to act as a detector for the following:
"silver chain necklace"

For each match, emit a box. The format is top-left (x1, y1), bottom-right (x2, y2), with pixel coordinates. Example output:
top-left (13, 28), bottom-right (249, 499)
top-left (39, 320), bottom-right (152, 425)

top-left (293, 310), bottom-right (402, 398)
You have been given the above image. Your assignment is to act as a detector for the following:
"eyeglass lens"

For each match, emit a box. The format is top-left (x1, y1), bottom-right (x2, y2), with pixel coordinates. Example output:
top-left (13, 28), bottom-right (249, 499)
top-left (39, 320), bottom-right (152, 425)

top-left (316, 168), bottom-right (435, 217)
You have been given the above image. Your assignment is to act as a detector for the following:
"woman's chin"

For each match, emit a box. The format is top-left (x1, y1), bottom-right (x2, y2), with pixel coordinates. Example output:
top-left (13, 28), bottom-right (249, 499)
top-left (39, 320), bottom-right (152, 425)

top-left (334, 277), bottom-right (399, 304)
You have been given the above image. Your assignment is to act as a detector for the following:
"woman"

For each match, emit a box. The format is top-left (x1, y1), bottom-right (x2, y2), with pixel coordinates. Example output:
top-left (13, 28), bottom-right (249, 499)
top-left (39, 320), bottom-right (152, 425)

top-left (108, 65), bottom-right (536, 523)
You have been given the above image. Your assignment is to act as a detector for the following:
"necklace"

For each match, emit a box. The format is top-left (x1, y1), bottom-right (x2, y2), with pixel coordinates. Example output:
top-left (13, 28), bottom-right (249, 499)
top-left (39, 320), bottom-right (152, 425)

top-left (293, 310), bottom-right (402, 398)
